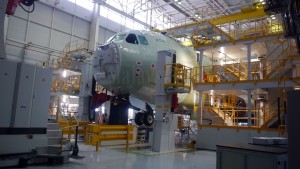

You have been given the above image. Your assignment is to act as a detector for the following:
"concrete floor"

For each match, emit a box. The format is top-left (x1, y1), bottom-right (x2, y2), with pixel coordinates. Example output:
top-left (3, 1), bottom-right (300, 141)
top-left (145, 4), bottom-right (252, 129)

top-left (24, 143), bottom-right (216, 169)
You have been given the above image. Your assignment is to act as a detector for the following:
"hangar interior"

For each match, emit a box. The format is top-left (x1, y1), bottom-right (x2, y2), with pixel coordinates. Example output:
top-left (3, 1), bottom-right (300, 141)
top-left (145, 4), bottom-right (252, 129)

top-left (0, 0), bottom-right (299, 169)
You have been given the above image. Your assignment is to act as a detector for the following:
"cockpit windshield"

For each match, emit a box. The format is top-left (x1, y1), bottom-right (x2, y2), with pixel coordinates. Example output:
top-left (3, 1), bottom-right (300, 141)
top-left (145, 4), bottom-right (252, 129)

top-left (106, 33), bottom-right (149, 45)
top-left (106, 34), bottom-right (127, 43)
top-left (126, 34), bottom-right (139, 44)
top-left (138, 35), bottom-right (148, 45)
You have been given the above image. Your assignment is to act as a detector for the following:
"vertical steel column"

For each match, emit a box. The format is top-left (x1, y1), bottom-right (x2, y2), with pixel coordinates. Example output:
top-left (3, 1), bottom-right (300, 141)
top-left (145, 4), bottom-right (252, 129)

top-left (70, 1), bottom-right (76, 42)
top-left (0, 0), bottom-right (8, 59)
top-left (48, 7), bottom-right (55, 49)
top-left (247, 43), bottom-right (252, 80)
top-left (88, 3), bottom-right (100, 51)
top-left (23, 5), bottom-right (31, 63)
top-left (78, 3), bottom-right (100, 121)
top-left (247, 89), bottom-right (252, 126)
top-left (199, 50), bottom-right (204, 82)
top-left (4, 15), bottom-right (9, 46)
top-left (198, 91), bottom-right (203, 125)
top-left (277, 97), bottom-right (281, 126)
top-left (287, 90), bottom-right (300, 169)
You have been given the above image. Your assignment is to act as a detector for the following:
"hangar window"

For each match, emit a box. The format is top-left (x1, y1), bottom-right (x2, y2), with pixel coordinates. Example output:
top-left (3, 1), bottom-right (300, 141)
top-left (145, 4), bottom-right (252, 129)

top-left (138, 35), bottom-right (148, 45)
top-left (126, 34), bottom-right (139, 44)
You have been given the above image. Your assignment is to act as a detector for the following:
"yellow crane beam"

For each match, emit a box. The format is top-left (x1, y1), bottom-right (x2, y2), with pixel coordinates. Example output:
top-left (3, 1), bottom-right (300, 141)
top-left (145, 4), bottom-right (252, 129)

top-left (212, 5), bottom-right (266, 25)
top-left (166, 5), bottom-right (266, 32)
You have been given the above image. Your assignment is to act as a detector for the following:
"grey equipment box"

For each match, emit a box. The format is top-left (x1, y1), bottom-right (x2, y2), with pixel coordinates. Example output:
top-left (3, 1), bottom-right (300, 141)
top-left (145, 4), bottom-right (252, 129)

top-left (217, 144), bottom-right (288, 169)
top-left (253, 137), bottom-right (288, 145)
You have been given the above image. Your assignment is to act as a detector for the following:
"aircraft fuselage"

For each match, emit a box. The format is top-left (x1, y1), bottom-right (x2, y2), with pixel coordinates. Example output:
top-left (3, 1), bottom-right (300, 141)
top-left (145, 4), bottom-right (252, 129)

top-left (93, 30), bottom-right (197, 108)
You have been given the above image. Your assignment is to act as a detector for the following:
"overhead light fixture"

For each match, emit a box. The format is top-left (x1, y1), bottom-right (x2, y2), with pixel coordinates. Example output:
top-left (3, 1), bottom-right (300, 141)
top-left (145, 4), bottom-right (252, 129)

top-left (62, 70), bottom-right (67, 78)
top-left (270, 15), bottom-right (276, 20)
top-left (240, 47), bottom-right (247, 51)
top-left (174, 0), bottom-right (178, 2)
top-left (195, 14), bottom-right (198, 17)
top-left (220, 47), bottom-right (225, 53)
top-left (259, 0), bottom-right (266, 4)
top-left (178, 1), bottom-right (182, 4)
top-left (251, 58), bottom-right (260, 62)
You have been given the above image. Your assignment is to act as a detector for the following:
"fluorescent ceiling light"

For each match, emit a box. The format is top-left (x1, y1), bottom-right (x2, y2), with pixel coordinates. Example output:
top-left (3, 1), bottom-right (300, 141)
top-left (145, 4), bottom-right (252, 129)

top-left (62, 70), bottom-right (67, 78)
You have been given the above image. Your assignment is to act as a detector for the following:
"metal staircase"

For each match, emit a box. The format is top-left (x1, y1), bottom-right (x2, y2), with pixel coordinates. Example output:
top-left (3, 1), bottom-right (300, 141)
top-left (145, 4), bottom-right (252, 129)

top-left (220, 62), bottom-right (248, 81)
top-left (201, 94), bottom-right (239, 126)
top-left (262, 40), bottom-right (298, 79)
top-left (260, 91), bottom-right (286, 129)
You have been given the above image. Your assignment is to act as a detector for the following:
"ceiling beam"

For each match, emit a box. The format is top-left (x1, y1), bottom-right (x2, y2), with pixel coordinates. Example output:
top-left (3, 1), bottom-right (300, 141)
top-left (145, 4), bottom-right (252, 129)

top-left (163, 0), bottom-right (198, 22)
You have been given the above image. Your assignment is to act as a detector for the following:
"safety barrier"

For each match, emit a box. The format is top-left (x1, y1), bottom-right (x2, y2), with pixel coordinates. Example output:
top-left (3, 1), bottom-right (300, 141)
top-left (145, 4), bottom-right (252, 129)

top-left (58, 120), bottom-right (90, 140)
top-left (86, 125), bottom-right (134, 152)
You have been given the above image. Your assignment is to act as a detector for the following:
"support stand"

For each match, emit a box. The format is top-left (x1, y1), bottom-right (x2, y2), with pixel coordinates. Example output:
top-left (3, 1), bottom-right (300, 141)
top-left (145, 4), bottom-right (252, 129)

top-left (69, 126), bottom-right (84, 159)
top-left (152, 50), bottom-right (177, 153)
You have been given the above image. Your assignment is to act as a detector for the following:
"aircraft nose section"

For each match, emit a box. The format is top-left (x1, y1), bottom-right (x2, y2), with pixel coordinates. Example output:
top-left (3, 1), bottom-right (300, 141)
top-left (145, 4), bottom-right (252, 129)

top-left (93, 42), bottom-right (120, 86)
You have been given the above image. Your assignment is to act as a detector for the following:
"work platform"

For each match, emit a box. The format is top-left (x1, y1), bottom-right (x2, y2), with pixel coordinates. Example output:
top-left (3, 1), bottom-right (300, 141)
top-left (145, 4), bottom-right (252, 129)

top-left (193, 78), bottom-right (300, 91)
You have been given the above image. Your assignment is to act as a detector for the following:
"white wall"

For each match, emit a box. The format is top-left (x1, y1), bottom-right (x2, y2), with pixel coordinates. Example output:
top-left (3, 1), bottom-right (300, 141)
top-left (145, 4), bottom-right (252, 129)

top-left (196, 126), bottom-right (281, 150)
top-left (5, 0), bottom-right (120, 65)
top-left (98, 26), bottom-right (117, 45)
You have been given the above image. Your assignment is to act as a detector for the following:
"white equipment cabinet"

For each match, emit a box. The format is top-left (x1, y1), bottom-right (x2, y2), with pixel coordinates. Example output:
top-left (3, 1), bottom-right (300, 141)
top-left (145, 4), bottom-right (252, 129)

top-left (0, 61), bottom-right (52, 155)
top-left (11, 64), bottom-right (35, 127)
top-left (31, 67), bottom-right (53, 128)
top-left (0, 60), bottom-right (17, 127)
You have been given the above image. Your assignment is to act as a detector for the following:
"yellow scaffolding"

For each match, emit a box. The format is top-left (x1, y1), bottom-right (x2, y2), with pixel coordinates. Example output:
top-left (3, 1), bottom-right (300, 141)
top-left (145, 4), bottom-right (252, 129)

top-left (192, 40), bottom-right (300, 84)
top-left (166, 3), bottom-right (284, 49)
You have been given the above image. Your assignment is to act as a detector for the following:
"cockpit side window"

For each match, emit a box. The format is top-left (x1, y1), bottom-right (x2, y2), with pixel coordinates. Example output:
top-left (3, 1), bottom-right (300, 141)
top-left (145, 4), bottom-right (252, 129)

top-left (106, 34), bottom-right (127, 43)
top-left (138, 35), bottom-right (148, 45)
top-left (113, 34), bottom-right (127, 41)
top-left (126, 34), bottom-right (139, 44)
top-left (106, 35), bottom-right (115, 43)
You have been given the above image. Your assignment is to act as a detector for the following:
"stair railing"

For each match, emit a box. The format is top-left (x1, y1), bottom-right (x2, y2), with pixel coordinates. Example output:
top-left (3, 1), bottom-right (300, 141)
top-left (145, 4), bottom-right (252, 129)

top-left (261, 40), bottom-right (292, 79)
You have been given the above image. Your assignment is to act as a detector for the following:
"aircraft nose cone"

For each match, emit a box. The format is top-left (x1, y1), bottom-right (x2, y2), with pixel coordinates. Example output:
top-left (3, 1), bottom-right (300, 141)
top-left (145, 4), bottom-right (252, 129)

top-left (93, 42), bottom-right (120, 87)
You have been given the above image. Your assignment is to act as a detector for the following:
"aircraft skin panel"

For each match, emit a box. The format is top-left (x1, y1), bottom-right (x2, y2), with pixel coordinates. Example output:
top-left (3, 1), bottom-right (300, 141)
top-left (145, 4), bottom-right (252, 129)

top-left (93, 30), bottom-right (198, 110)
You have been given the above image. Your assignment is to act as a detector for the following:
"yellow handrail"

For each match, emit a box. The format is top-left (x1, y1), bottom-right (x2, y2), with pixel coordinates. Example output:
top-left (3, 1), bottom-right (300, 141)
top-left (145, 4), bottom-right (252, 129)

top-left (164, 63), bottom-right (192, 92)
